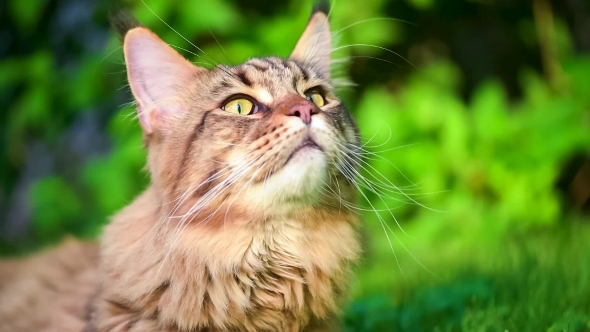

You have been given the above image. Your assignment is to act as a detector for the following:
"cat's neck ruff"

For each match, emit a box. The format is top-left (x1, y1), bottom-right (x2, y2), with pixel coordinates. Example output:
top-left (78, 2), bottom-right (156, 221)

top-left (95, 186), bottom-right (359, 331)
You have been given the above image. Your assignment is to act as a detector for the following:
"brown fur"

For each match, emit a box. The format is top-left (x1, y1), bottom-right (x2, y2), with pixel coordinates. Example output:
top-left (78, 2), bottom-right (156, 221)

top-left (0, 240), bottom-right (98, 332)
top-left (0, 5), bottom-right (361, 331)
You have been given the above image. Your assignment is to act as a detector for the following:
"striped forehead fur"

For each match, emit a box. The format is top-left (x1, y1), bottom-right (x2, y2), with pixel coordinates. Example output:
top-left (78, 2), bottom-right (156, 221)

top-left (207, 57), bottom-right (333, 99)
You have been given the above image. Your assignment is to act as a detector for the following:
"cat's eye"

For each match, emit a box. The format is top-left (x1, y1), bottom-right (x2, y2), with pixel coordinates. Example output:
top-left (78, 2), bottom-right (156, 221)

top-left (223, 98), bottom-right (254, 115)
top-left (305, 90), bottom-right (325, 107)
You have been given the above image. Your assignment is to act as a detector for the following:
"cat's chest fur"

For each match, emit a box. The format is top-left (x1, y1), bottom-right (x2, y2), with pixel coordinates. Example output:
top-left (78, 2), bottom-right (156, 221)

top-left (93, 189), bottom-right (359, 331)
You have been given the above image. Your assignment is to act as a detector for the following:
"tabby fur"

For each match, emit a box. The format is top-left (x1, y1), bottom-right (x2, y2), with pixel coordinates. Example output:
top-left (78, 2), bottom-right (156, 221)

top-left (0, 2), bottom-right (361, 331)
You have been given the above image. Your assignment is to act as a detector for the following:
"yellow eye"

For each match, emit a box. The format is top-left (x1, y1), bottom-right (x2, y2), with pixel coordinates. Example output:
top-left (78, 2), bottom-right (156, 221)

top-left (223, 98), bottom-right (254, 115)
top-left (305, 91), bottom-right (325, 107)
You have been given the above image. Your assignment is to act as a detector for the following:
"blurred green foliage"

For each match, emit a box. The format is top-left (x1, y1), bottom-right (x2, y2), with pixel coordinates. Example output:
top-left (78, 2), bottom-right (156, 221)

top-left (348, 54), bottom-right (590, 330)
top-left (356, 57), bottom-right (590, 265)
top-left (1, 0), bottom-right (590, 330)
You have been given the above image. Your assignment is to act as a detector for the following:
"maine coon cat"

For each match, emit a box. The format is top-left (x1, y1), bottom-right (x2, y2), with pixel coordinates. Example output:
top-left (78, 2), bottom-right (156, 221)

top-left (0, 1), bottom-right (361, 331)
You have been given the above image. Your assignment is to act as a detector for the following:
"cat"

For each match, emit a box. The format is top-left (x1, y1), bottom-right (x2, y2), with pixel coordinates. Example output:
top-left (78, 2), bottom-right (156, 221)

top-left (0, 1), bottom-right (361, 331)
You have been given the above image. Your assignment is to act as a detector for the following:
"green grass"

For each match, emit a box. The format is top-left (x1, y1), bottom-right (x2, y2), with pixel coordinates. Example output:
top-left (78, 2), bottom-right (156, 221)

top-left (345, 219), bottom-right (590, 332)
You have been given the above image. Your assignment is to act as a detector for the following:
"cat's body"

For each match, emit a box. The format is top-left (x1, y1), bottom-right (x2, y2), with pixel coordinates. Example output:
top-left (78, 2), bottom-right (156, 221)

top-left (91, 187), bottom-right (357, 331)
top-left (0, 240), bottom-right (98, 332)
top-left (0, 2), bottom-right (362, 331)
top-left (0, 186), bottom-right (357, 332)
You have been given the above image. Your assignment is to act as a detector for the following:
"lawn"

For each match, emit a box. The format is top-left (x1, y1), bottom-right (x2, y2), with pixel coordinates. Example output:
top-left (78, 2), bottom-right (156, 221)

top-left (346, 219), bottom-right (590, 331)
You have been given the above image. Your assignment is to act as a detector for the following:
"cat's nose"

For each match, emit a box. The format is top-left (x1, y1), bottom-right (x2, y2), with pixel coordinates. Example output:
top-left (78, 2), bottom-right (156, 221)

top-left (287, 102), bottom-right (317, 125)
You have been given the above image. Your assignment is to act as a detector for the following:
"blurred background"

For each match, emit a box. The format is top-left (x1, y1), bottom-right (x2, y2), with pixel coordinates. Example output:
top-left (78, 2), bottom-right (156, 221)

top-left (1, 0), bottom-right (590, 330)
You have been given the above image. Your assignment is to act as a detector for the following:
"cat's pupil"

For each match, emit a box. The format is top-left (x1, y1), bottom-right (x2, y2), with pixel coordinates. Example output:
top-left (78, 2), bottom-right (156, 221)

top-left (237, 103), bottom-right (242, 114)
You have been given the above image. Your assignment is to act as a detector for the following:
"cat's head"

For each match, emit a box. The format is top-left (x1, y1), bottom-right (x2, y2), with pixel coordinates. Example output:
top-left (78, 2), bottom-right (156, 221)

top-left (118, 3), bottom-right (359, 219)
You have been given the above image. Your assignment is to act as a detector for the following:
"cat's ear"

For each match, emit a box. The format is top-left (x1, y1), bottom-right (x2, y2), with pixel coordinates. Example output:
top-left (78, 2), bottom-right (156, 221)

top-left (123, 27), bottom-right (204, 134)
top-left (290, 1), bottom-right (331, 78)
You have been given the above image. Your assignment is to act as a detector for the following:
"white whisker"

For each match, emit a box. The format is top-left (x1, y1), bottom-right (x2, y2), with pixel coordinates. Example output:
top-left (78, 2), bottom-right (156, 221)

top-left (330, 44), bottom-right (415, 68)
top-left (332, 17), bottom-right (418, 40)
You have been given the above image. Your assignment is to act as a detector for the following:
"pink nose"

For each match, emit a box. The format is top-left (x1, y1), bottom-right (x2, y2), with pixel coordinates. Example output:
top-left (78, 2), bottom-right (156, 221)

top-left (287, 103), bottom-right (316, 125)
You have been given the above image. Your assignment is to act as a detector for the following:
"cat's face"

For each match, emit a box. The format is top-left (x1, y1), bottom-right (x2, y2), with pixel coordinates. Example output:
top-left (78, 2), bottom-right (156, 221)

top-left (122, 9), bottom-right (358, 219)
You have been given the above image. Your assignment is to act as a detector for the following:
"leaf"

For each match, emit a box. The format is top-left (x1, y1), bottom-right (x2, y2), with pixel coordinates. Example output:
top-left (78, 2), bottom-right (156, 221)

top-left (471, 79), bottom-right (507, 143)
top-left (30, 176), bottom-right (82, 240)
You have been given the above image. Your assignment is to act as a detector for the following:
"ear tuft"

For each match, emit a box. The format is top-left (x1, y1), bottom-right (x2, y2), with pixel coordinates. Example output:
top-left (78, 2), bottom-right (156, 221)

top-left (311, 0), bottom-right (330, 17)
top-left (290, 2), bottom-right (332, 78)
top-left (109, 9), bottom-right (142, 40)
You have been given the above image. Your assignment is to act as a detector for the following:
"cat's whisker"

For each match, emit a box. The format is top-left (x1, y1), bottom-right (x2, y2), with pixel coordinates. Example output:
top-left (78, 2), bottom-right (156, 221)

top-left (153, 150), bottom-right (261, 231)
top-left (332, 17), bottom-right (417, 40)
top-left (335, 141), bottom-right (420, 192)
top-left (337, 143), bottom-right (431, 194)
top-left (168, 159), bottom-right (254, 222)
top-left (344, 160), bottom-right (433, 277)
top-left (157, 162), bottom-right (256, 274)
top-left (331, 78), bottom-right (356, 89)
top-left (117, 82), bottom-right (132, 92)
top-left (168, 44), bottom-right (220, 69)
top-left (162, 149), bottom-right (267, 253)
top-left (137, 1), bottom-right (246, 82)
top-left (335, 142), bottom-right (408, 192)
top-left (168, 44), bottom-right (200, 58)
top-left (195, 194), bottom-right (234, 231)
top-left (318, 182), bottom-right (398, 213)
top-left (354, 124), bottom-right (394, 150)
top-left (192, 61), bottom-right (216, 67)
top-left (335, 55), bottom-right (402, 68)
top-left (349, 143), bottom-right (419, 156)
top-left (337, 167), bottom-right (413, 202)
top-left (381, 219), bottom-right (439, 279)
top-left (330, 171), bottom-right (344, 215)
top-left (336, 152), bottom-right (417, 241)
top-left (138, 0), bottom-right (221, 68)
top-left (160, 166), bottom-right (233, 212)
top-left (328, 170), bottom-right (407, 201)
top-left (341, 159), bottom-right (431, 208)
top-left (342, 145), bottom-right (443, 212)
top-left (146, 161), bottom-right (243, 250)
top-left (99, 45), bottom-right (123, 64)
top-left (334, 158), bottom-right (404, 274)
top-left (105, 69), bottom-right (129, 76)
top-left (340, 141), bottom-right (439, 195)
top-left (333, 145), bottom-right (442, 276)
top-left (330, 44), bottom-right (415, 68)
top-left (208, 28), bottom-right (233, 65)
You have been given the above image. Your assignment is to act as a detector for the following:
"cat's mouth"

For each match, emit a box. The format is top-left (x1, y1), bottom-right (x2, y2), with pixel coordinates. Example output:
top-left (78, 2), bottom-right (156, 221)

top-left (284, 137), bottom-right (324, 165)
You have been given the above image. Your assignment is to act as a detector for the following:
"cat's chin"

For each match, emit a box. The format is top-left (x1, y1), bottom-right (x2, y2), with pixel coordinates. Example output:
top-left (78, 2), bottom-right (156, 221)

top-left (247, 146), bottom-right (328, 210)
